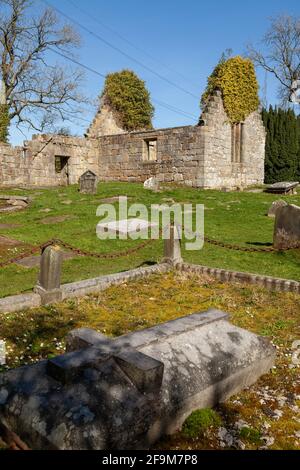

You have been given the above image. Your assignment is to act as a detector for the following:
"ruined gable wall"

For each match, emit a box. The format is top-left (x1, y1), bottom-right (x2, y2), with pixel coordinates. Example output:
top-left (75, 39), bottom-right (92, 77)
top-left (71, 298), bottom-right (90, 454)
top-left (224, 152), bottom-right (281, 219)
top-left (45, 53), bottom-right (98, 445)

top-left (86, 102), bottom-right (125, 139)
top-left (200, 90), bottom-right (265, 189)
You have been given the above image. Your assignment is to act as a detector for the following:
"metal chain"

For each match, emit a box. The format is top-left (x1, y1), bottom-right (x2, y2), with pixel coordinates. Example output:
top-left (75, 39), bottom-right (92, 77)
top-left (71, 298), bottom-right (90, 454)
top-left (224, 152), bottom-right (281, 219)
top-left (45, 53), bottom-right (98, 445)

top-left (0, 237), bottom-right (156, 268)
top-left (0, 232), bottom-right (299, 269)
top-left (50, 237), bottom-right (156, 259)
top-left (203, 236), bottom-right (300, 253)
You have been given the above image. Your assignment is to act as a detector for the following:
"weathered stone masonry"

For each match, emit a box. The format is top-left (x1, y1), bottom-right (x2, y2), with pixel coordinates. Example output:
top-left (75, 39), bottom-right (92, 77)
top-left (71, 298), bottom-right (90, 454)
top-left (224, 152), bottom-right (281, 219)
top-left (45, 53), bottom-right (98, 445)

top-left (0, 91), bottom-right (266, 189)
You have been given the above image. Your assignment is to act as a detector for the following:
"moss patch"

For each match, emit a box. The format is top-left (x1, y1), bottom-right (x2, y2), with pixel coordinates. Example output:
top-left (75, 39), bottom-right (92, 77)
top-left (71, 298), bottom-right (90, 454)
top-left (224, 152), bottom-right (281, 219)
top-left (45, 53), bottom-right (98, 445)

top-left (182, 409), bottom-right (223, 438)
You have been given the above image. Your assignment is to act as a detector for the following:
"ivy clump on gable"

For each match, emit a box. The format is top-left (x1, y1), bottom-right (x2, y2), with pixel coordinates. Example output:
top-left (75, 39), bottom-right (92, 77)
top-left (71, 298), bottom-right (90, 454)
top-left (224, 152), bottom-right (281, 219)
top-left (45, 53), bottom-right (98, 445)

top-left (101, 70), bottom-right (154, 131)
top-left (201, 56), bottom-right (260, 123)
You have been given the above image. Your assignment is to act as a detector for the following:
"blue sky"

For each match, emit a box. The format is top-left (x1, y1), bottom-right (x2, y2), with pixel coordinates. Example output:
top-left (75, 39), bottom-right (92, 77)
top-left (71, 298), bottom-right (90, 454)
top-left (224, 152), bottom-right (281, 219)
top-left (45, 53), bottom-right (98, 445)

top-left (10, 0), bottom-right (300, 144)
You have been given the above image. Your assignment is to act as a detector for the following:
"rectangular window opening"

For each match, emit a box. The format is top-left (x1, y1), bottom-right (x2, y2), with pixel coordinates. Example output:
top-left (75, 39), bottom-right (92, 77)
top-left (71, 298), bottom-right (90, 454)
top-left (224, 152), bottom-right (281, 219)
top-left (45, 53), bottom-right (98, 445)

top-left (143, 139), bottom-right (157, 161)
top-left (55, 156), bottom-right (69, 173)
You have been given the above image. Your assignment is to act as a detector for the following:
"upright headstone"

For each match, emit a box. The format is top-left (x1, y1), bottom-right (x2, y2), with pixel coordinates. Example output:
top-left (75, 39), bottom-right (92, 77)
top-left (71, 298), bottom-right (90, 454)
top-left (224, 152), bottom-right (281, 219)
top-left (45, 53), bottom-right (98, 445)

top-left (79, 170), bottom-right (97, 194)
top-left (144, 177), bottom-right (159, 191)
top-left (163, 225), bottom-right (183, 264)
top-left (274, 204), bottom-right (300, 249)
top-left (267, 199), bottom-right (287, 218)
top-left (34, 245), bottom-right (63, 304)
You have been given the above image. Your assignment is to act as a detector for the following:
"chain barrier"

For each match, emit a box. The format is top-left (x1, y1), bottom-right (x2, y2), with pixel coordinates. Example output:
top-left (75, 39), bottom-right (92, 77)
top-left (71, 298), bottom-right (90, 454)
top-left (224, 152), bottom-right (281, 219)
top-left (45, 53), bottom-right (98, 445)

top-left (0, 237), bottom-right (156, 268)
top-left (0, 231), bottom-right (299, 269)
top-left (179, 224), bottom-right (300, 253)
top-left (203, 236), bottom-right (300, 252)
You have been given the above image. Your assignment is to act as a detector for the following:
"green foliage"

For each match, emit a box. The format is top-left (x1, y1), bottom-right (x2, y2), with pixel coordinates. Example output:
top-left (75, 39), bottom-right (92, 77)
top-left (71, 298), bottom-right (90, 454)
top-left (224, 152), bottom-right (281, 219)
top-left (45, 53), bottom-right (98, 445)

top-left (201, 56), bottom-right (260, 123)
top-left (262, 106), bottom-right (300, 183)
top-left (239, 426), bottom-right (261, 444)
top-left (182, 409), bottom-right (222, 438)
top-left (0, 104), bottom-right (9, 143)
top-left (102, 70), bottom-right (154, 131)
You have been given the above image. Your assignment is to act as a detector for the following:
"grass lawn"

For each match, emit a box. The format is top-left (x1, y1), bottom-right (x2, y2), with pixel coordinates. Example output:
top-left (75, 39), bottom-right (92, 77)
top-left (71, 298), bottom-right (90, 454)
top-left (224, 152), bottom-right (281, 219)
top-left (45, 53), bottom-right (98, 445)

top-left (0, 182), bottom-right (299, 298)
top-left (0, 271), bottom-right (299, 450)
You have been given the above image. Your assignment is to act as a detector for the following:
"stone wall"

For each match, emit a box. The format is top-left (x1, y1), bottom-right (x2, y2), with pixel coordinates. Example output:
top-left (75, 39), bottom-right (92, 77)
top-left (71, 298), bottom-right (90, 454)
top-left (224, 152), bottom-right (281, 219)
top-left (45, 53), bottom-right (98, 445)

top-left (86, 100), bottom-right (125, 139)
top-left (200, 90), bottom-right (265, 189)
top-left (97, 125), bottom-right (205, 186)
top-left (94, 89), bottom-right (265, 189)
top-left (0, 92), bottom-right (266, 189)
top-left (0, 134), bottom-right (99, 187)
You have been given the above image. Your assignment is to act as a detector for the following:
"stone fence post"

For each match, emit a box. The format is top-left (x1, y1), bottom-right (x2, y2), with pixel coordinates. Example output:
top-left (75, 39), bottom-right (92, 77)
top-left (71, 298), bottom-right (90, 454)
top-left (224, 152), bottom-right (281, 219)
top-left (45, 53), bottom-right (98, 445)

top-left (34, 245), bottom-right (63, 305)
top-left (163, 225), bottom-right (183, 264)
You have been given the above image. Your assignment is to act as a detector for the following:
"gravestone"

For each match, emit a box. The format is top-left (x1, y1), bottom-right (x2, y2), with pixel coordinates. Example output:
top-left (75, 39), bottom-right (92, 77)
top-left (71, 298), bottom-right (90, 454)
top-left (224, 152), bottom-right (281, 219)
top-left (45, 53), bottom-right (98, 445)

top-left (144, 177), bottom-right (159, 191)
top-left (163, 225), bottom-right (183, 264)
top-left (274, 204), bottom-right (300, 249)
top-left (34, 245), bottom-right (63, 304)
top-left (266, 181), bottom-right (299, 195)
top-left (0, 309), bottom-right (275, 450)
top-left (267, 199), bottom-right (287, 218)
top-left (79, 170), bottom-right (97, 194)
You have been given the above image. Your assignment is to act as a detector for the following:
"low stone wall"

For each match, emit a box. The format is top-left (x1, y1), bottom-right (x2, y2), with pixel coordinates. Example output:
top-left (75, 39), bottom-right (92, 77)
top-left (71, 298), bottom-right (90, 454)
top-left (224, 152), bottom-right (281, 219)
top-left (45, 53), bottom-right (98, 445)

top-left (0, 259), bottom-right (299, 315)
top-left (176, 262), bottom-right (300, 293)
top-left (0, 263), bottom-right (171, 314)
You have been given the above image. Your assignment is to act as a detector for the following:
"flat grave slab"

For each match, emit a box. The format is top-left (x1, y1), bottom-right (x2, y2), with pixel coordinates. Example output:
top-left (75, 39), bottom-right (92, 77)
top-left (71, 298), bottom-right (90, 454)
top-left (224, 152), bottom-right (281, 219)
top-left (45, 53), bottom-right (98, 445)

top-left (97, 218), bottom-right (158, 236)
top-left (0, 309), bottom-right (275, 450)
top-left (266, 181), bottom-right (299, 195)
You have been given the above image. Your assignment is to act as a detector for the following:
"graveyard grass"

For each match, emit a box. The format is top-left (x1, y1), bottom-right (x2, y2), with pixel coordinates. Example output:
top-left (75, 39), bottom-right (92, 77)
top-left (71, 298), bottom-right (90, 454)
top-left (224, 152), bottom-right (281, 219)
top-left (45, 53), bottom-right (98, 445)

top-left (0, 182), bottom-right (299, 298)
top-left (0, 271), bottom-right (299, 450)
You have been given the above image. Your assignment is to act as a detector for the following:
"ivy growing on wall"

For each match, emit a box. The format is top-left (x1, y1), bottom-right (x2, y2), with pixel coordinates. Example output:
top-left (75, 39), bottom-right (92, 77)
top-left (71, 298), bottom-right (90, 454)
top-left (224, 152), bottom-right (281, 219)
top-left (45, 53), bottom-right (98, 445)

top-left (201, 56), bottom-right (260, 123)
top-left (101, 70), bottom-right (154, 131)
top-left (0, 104), bottom-right (9, 143)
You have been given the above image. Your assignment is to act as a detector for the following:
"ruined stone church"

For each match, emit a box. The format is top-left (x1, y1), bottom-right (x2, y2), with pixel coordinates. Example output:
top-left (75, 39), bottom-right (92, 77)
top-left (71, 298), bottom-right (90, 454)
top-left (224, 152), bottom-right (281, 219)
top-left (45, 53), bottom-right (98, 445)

top-left (0, 89), bottom-right (266, 189)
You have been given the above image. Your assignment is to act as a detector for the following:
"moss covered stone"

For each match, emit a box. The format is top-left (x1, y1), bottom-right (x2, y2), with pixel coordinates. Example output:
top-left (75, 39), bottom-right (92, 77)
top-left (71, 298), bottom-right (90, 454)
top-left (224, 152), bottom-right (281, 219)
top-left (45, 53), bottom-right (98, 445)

top-left (201, 56), bottom-right (260, 123)
top-left (101, 70), bottom-right (154, 131)
top-left (182, 409), bottom-right (222, 438)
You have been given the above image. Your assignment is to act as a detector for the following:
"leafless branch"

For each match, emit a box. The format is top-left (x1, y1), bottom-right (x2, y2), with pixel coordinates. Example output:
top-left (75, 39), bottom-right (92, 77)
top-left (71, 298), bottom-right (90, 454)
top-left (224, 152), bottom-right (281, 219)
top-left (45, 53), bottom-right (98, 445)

top-left (247, 15), bottom-right (300, 105)
top-left (0, 0), bottom-right (86, 132)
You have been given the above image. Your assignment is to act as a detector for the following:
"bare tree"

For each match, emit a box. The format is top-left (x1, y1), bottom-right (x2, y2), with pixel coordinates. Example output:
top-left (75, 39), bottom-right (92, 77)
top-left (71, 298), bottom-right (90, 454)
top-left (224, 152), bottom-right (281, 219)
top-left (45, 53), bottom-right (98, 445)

top-left (0, 0), bottom-right (85, 136)
top-left (247, 15), bottom-right (300, 104)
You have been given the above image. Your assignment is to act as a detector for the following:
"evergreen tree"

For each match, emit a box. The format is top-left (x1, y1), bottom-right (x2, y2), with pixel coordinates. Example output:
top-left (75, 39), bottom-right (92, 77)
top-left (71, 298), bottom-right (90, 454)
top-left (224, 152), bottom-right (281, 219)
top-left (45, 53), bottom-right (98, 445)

top-left (263, 106), bottom-right (300, 183)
